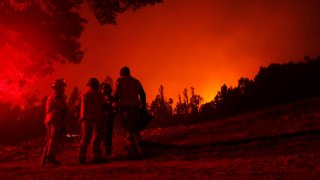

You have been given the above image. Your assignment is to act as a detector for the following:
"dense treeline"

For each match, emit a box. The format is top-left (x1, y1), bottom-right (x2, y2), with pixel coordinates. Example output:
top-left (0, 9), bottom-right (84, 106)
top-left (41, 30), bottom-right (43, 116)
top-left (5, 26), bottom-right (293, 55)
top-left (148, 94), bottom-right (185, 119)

top-left (0, 96), bottom-right (46, 145)
top-left (0, 90), bottom-right (81, 145)
top-left (148, 56), bottom-right (320, 124)
top-left (200, 56), bottom-right (320, 119)
top-left (148, 85), bottom-right (203, 127)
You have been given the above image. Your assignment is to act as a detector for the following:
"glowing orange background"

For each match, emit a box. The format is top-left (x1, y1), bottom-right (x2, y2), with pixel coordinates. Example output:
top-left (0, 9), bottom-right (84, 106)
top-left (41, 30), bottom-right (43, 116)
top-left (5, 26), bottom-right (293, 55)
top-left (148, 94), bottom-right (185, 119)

top-left (25, 0), bottom-right (320, 103)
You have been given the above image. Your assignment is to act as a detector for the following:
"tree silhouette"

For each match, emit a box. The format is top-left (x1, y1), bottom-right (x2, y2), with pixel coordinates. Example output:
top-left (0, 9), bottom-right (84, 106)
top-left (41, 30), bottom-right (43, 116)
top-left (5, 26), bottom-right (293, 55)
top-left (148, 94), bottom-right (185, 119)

top-left (167, 98), bottom-right (174, 116)
top-left (200, 56), bottom-right (320, 120)
top-left (88, 0), bottom-right (163, 25)
top-left (189, 87), bottom-right (203, 115)
top-left (174, 93), bottom-right (184, 117)
top-left (0, 0), bottom-right (85, 100)
top-left (172, 87), bottom-right (203, 121)
top-left (150, 84), bottom-right (173, 120)
top-left (0, 0), bottom-right (162, 100)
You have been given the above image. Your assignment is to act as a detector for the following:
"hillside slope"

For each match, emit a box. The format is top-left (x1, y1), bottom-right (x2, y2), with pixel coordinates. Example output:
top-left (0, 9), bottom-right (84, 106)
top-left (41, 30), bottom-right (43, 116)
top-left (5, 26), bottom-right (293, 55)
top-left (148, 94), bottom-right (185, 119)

top-left (1, 97), bottom-right (320, 179)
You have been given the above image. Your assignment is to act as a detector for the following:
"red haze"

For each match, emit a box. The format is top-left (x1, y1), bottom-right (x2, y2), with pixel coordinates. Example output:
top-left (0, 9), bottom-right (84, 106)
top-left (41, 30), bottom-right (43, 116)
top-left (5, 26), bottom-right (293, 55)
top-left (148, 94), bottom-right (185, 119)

top-left (14, 0), bottom-right (320, 103)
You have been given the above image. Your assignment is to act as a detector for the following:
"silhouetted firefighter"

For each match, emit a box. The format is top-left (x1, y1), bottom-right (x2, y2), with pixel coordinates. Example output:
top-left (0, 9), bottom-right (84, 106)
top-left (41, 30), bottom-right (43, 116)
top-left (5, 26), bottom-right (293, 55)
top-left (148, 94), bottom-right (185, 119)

top-left (41, 79), bottom-right (68, 165)
top-left (101, 82), bottom-right (115, 157)
top-left (114, 66), bottom-right (147, 158)
top-left (78, 78), bottom-right (105, 164)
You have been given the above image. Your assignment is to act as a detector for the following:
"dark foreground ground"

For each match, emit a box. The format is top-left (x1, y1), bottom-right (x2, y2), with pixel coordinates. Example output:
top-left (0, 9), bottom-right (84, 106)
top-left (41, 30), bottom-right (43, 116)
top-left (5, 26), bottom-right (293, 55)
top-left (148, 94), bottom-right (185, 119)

top-left (1, 97), bottom-right (320, 179)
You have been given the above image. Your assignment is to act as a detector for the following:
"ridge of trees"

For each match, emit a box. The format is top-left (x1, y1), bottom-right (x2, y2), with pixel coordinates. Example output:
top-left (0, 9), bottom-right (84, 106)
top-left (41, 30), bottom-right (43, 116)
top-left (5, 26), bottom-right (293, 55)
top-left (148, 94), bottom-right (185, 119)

top-left (200, 56), bottom-right (320, 120)
top-left (149, 85), bottom-right (203, 126)
top-left (148, 56), bottom-right (320, 124)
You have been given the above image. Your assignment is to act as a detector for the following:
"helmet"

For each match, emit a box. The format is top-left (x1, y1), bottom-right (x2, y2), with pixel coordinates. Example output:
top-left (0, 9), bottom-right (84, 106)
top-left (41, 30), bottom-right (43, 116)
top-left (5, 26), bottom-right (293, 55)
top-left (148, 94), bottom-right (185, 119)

top-left (120, 66), bottom-right (130, 76)
top-left (101, 82), bottom-right (112, 90)
top-left (52, 78), bottom-right (67, 89)
top-left (87, 77), bottom-right (100, 89)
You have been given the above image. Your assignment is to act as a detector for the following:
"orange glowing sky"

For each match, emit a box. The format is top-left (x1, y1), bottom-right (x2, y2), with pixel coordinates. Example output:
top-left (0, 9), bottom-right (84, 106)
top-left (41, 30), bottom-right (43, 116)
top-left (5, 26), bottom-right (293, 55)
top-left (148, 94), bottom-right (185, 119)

top-left (25, 0), bottom-right (320, 103)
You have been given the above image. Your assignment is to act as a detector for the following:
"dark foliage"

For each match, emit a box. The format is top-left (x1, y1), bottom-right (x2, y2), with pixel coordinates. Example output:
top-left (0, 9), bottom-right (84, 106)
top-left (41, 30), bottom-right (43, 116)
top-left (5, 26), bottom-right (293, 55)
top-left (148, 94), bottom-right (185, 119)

top-left (0, 88), bottom-right (81, 145)
top-left (200, 56), bottom-right (320, 120)
top-left (0, 0), bottom-right (86, 67)
top-left (149, 85), bottom-right (203, 127)
top-left (0, 101), bottom-right (45, 145)
top-left (0, 0), bottom-right (162, 97)
top-left (87, 0), bottom-right (163, 25)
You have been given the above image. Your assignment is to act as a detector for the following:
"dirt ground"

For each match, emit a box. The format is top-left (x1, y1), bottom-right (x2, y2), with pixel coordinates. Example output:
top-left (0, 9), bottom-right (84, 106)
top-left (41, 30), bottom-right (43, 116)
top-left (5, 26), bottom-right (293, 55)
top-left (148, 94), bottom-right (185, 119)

top-left (1, 98), bottom-right (320, 179)
top-left (1, 133), bottom-right (320, 179)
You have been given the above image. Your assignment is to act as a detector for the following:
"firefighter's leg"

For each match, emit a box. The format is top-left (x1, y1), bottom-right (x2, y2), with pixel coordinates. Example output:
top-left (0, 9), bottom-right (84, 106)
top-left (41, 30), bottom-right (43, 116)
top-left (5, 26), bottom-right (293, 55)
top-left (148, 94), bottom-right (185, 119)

top-left (46, 125), bottom-right (58, 160)
top-left (126, 131), bottom-right (138, 158)
top-left (92, 120), bottom-right (104, 161)
top-left (41, 146), bottom-right (48, 165)
top-left (41, 125), bottom-right (51, 165)
top-left (79, 121), bottom-right (93, 164)
top-left (128, 107), bottom-right (141, 158)
top-left (134, 131), bottom-right (143, 155)
top-left (104, 118), bottom-right (114, 155)
top-left (135, 131), bottom-right (143, 145)
top-left (120, 109), bottom-right (129, 131)
top-left (45, 124), bottom-right (61, 165)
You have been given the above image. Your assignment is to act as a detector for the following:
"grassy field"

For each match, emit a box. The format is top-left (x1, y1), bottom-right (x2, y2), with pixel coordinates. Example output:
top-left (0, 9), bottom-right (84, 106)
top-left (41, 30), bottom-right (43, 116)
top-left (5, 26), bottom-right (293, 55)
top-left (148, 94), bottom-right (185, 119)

top-left (1, 97), bottom-right (320, 179)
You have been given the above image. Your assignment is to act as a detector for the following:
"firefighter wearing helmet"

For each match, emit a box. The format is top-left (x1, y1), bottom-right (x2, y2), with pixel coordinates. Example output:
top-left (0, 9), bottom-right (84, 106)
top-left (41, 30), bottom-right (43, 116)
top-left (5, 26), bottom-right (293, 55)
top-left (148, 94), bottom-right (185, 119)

top-left (41, 78), bottom-right (68, 165)
top-left (78, 77), bottom-right (105, 164)
top-left (114, 67), bottom-right (147, 158)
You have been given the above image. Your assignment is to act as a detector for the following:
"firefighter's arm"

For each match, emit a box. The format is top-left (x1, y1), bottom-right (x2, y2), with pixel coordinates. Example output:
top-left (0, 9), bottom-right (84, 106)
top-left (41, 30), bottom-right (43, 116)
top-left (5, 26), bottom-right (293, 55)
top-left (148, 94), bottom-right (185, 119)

top-left (113, 79), bottom-right (120, 102)
top-left (45, 95), bottom-right (59, 124)
top-left (112, 79), bottom-right (121, 109)
top-left (46, 95), bottom-right (57, 114)
top-left (79, 93), bottom-right (86, 122)
top-left (138, 81), bottom-right (147, 109)
top-left (45, 96), bottom-right (52, 114)
top-left (74, 95), bottom-right (81, 116)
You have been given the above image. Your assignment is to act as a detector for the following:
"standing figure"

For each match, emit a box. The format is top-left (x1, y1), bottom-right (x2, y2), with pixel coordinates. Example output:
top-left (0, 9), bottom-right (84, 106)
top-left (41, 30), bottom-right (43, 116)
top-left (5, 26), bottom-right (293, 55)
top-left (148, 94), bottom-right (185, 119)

top-left (78, 78), bottom-right (104, 164)
top-left (114, 66), bottom-right (147, 158)
top-left (101, 83), bottom-right (115, 157)
top-left (41, 79), bottom-right (68, 165)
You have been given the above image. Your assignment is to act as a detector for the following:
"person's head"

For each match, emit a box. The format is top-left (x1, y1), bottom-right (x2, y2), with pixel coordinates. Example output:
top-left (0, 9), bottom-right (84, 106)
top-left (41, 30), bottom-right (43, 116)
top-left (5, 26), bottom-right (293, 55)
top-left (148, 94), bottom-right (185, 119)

top-left (87, 77), bottom-right (100, 90)
top-left (101, 83), bottom-right (112, 95)
top-left (120, 66), bottom-right (130, 77)
top-left (52, 78), bottom-right (66, 95)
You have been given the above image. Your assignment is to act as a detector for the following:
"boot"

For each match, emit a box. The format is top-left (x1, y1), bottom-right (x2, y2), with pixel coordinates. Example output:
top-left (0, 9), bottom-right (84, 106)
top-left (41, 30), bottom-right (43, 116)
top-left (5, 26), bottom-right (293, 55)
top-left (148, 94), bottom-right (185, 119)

top-left (127, 146), bottom-right (139, 160)
top-left (47, 158), bottom-right (61, 165)
top-left (79, 157), bottom-right (86, 164)
top-left (92, 157), bottom-right (107, 164)
top-left (41, 147), bottom-right (48, 166)
top-left (79, 145), bottom-right (87, 164)
top-left (41, 156), bottom-right (48, 166)
top-left (105, 147), bottom-right (112, 156)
